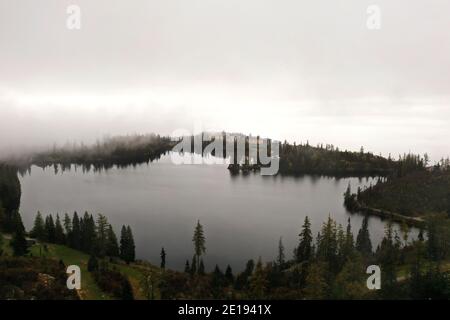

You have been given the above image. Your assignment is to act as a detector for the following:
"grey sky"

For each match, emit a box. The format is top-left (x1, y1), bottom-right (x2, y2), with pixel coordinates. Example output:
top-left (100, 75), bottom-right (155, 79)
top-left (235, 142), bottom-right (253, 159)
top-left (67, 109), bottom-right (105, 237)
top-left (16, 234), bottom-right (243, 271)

top-left (1, 0), bottom-right (449, 161)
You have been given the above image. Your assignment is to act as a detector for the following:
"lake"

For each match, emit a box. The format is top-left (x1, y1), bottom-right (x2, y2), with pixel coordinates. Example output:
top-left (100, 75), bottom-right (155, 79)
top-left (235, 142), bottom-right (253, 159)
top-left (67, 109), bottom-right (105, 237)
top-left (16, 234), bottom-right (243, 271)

top-left (18, 153), bottom-right (417, 271)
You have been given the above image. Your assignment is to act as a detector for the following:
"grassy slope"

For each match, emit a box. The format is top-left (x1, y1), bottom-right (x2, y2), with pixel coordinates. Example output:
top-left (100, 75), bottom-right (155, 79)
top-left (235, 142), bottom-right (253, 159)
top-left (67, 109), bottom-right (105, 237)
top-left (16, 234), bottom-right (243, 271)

top-left (29, 243), bottom-right (109, 300)
top-left (1, 236), bottom-right (155, 300)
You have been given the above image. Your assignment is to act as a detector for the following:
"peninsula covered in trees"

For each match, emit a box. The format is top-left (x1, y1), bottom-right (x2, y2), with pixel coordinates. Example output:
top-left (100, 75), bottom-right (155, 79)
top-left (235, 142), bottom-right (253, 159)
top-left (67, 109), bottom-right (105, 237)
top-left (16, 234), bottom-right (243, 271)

top-left (344, 157), bottom-right (450, 222)
top-left (5, 134), bottom-right (176, 173)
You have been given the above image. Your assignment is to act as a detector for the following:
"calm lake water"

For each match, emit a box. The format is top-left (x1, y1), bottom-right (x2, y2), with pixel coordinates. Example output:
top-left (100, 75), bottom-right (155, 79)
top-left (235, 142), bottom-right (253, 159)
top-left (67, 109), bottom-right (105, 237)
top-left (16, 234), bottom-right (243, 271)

top-left (19, 153), bottom-right (416, 271)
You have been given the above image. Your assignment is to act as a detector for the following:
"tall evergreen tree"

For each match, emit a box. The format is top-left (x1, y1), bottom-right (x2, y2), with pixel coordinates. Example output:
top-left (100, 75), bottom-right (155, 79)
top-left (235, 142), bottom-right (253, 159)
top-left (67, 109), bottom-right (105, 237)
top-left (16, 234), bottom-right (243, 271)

top-left (63, 213), bottom-right (72, 234)
top-left (31, 211), bottom-right (45, 241)
top-left (55, 214), bottom-right (66, 244)
top-left (44, 215), bottom-right (56, 243)
top-left (426, 215), bottom-right (449, 262)
top-left (296, 216), bottom-right (313, 263)
top-left (96, 214), bottom-right (109, 257)
top-left (120, 225), bottom-right (128, 262)
top-left (126, 226), bottom-right (135, 262)
top-left (277, 237), bottom-right (285, 267)
top-left (343, 217), bottom-right (355, 258)
top-left (225, 265), bottom-right (234, 285)
top-left (192, 220), bottom-right (206, 269)
top-left (71, 212), bottom-right (81, 249)
top-left (316, 216), bottom-right (339, 277)
top-left (356, 215), bottom-right (372, 256)
top-left (10, 212), bottom-right (28, 256)
top-left (377, 222), bottom-right (398, 298)
top-left (81, 212), bottom-right (96, 253)
top-left (120, 225), bottom-right (135, 264)
top-left (235, 259), bottom-right (255, 290)
top-left (211, 265), bottom-right (225, 298)
top-left (106, 224), bottom-right (119, 257)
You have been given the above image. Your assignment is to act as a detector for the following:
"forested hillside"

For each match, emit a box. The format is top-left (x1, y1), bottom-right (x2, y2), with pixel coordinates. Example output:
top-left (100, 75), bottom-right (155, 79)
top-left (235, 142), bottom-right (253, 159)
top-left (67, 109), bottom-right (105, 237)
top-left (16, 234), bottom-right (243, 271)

top-left (355, 167), bottom-right (450, 217)
top-left (5, 134), bottom-right (176, 172)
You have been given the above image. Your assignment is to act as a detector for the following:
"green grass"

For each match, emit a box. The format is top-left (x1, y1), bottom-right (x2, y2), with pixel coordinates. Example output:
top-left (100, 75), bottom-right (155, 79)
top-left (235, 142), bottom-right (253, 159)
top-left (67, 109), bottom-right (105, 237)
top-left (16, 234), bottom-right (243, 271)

top-left (2, 234), bottom-right (162, 300)
top-left (29, 243), bottom-right (109, 300)
top-left (28, 242), bottom-right (160, 300)
top-left (116, 262), bottom-right (162, 300)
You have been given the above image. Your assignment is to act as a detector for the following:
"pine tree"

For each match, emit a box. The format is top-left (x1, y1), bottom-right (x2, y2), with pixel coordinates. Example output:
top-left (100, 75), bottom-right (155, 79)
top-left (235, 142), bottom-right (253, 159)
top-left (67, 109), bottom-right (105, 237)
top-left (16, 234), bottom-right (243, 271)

top-left (336, 224), bottom-right (347, 268)
top-left (343, 217), bottom-right (355, 258)
top-left (377, 222), bottom-right (398, 298)
top-left (106, 225), bottom-right (119, 257)
top-left (192, 220), bottom-right (206, 269)
top-left (44, 215), bottom-right (56, 243)
top-left (120, 225), bottom-right (135, 264)
top-left (81, 212), bottom-right (96, 253)
top-left (343, 183), bottom-right (357, 210)
top-left (126, 226), bottom-right (135, 262)
top-left (71, 212), bottom-right (81, 249)
top-left (211, 265), bottom-right (225, 298)
top-left (277, 237), bottom-right (285, 267)
top-left (225, 265), bottom-right (234, 285)
top-left (96, 214), bottom-right (109, 257)
top-left (55, 214), bottom-right (66, 244)
top-left (63, 213), bottom-right (72, 234)
top-left (31, 211), bottom-right (45, 240)
top-left (296, 216), bottom-right (313, 263)
top-left (63, 213), bottom-right (72, 245)
top-left (235, 259), bottom-right (255, 290)
top-left (344, 182), bottom-right (351, 200)
top-left (10, 212), bottom-right (28, 256)
top-left (120, 225), bottom-right (128, 262)
top-left (317, 216), bottom-right (338, 277)
top-left (356, 215), bottom-right (372, 256)
top-left (160, 247), bottom-right (166, 269)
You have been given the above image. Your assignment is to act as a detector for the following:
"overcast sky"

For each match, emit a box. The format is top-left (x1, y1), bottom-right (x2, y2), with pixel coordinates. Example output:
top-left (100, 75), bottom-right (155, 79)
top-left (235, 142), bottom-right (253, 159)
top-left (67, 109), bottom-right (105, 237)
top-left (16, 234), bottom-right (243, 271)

top-left (1, 0), bottom-right (449, 161)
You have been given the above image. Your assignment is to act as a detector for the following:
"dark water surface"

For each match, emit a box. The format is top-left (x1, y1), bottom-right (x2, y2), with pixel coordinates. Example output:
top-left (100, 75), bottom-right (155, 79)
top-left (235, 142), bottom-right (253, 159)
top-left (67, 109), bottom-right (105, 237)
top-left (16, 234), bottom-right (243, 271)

top-left (19, 153), bottom-right (416, 271)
